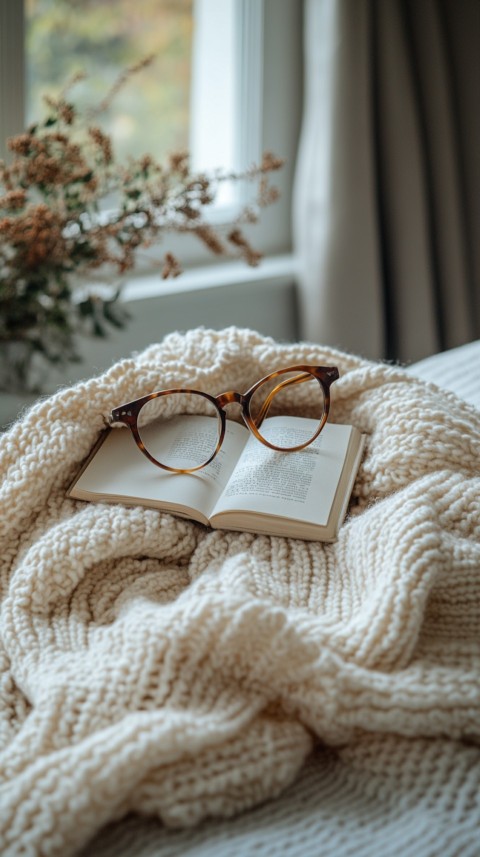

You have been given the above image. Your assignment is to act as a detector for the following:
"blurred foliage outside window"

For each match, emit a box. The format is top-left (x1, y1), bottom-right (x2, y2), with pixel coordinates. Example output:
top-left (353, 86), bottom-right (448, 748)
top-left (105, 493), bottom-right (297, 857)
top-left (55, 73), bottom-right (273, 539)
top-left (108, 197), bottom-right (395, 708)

top-left (25, 0), bottom-right (193, 164)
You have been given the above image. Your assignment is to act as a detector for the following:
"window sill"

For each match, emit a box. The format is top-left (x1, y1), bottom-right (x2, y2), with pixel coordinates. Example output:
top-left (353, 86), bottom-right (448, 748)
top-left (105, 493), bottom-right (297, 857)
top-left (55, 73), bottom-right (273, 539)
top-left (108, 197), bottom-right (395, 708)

top-left (0, 253), bottom-right (300, 428)
top-left (121, 253), bottom-right (299, 302)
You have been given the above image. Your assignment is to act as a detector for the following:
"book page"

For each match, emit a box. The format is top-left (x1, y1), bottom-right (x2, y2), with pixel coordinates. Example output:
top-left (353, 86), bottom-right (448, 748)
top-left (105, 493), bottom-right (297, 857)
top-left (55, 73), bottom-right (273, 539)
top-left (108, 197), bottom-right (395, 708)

top-left (212, 417), bottom-right (354, 526)
top-left (70, 416), bottom-right (248, 521)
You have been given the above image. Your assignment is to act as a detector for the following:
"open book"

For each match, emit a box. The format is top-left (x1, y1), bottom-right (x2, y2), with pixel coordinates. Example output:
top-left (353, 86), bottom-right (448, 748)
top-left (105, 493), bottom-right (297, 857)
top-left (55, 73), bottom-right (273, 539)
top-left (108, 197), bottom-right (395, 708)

top-left (68, 416), bottom-right (365, 542)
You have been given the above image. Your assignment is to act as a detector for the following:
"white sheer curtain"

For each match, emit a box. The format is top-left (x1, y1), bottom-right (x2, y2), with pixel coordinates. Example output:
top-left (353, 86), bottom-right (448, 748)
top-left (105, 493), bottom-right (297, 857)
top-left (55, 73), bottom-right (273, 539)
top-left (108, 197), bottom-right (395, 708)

top-left (293, 0), bottom-right (480, 363)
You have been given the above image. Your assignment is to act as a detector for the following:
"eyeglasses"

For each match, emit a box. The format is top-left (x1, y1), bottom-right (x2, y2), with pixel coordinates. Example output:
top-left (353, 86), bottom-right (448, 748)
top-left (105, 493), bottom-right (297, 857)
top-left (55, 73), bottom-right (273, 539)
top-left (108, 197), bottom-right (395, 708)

top-left (110, 365), bottom-right (339, 473)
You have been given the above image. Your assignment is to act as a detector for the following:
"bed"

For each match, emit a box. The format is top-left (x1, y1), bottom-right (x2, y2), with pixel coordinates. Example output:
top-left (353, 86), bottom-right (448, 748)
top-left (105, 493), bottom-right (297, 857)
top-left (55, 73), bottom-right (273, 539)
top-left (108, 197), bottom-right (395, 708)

top-left (1, 330), bottom-right (479, 857)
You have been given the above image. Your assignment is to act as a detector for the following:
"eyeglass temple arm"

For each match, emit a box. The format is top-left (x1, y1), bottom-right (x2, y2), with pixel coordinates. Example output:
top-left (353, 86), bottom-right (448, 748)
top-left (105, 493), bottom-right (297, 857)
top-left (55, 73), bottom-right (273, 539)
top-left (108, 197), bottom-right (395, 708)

top-left (254, 372), bottom-right (312, 428)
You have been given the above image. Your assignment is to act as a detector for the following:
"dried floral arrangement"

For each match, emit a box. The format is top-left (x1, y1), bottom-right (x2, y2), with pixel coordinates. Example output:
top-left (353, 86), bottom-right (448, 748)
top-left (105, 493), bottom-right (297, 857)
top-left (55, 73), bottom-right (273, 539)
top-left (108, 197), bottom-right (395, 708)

top-left (0, 59), bottom-right (283, 393)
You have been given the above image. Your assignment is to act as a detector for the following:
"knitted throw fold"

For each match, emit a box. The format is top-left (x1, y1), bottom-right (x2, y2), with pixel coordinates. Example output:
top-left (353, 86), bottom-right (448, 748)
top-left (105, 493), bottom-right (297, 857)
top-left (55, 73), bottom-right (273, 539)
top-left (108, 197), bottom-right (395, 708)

top-left (1, 327), bottom-right (479, 857)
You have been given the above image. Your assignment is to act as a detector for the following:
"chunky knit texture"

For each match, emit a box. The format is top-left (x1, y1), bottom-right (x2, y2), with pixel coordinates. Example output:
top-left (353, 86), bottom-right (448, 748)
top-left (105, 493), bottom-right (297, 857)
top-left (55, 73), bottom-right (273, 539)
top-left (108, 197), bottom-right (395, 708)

top-left (0, 327), bottom-right (479, 857)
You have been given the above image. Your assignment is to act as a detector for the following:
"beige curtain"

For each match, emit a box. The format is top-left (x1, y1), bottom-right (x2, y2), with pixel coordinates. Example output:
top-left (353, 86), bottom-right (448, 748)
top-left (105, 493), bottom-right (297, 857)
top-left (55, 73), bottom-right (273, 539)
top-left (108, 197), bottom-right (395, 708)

top-left (293, 0), bottom-right (480, 363)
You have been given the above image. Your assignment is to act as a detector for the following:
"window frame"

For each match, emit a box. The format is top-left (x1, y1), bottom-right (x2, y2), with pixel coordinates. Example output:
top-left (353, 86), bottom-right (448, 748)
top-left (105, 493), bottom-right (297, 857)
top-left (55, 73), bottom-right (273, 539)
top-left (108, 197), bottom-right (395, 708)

top-left (0, 0), bottom-right (303, 270)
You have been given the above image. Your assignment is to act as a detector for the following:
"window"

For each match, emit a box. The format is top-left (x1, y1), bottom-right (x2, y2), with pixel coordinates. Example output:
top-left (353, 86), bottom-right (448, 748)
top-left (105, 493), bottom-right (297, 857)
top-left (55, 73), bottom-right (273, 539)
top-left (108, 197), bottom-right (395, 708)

top-left (25, 0), bottom-right (194, 166)
top-left (0, 0), bottom-right (302, 266)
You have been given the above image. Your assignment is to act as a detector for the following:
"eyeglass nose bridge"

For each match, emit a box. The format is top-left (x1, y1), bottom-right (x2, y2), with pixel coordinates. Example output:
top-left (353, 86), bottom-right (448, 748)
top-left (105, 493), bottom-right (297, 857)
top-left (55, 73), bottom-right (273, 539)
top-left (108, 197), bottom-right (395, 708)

top-left (215, 390), bottom-right (246, 410)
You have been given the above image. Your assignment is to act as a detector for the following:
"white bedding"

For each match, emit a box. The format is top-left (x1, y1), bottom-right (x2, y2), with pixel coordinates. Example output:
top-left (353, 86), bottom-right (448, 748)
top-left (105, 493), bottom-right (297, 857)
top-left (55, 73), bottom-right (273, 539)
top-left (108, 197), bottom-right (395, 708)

top-left (78, 339), bottom-right (480, 857)
top-left (1, 333), bottom-right (479, 857)
top-left (406, 338), bottom-right (480, 411)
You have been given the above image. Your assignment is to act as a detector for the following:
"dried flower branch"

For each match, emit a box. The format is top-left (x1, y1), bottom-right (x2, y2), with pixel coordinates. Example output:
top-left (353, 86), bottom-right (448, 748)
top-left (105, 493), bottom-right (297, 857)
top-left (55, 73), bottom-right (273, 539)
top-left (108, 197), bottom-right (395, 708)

top-left (0, 63), bottom-right (283, 391)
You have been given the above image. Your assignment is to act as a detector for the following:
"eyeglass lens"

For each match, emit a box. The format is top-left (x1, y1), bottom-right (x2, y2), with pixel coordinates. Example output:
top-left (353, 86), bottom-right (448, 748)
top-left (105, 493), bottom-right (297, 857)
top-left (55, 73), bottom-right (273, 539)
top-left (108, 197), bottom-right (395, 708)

top-left (249, 371), bottom-right (325, 448)
top-left (137, 393), bottom-right (221, 470)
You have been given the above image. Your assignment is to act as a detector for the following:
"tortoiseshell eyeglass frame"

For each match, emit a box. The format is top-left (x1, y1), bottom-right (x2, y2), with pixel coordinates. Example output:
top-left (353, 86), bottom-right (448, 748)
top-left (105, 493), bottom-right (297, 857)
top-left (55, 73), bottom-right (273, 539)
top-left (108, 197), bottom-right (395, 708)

top-left (110, 365), bottom-right (340, 474)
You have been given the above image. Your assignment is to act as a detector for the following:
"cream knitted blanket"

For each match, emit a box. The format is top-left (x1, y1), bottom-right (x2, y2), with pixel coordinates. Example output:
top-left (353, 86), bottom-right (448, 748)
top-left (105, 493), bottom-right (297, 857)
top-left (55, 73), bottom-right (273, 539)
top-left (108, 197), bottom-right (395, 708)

top-left (1, 327), bottom-right (479, 857)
